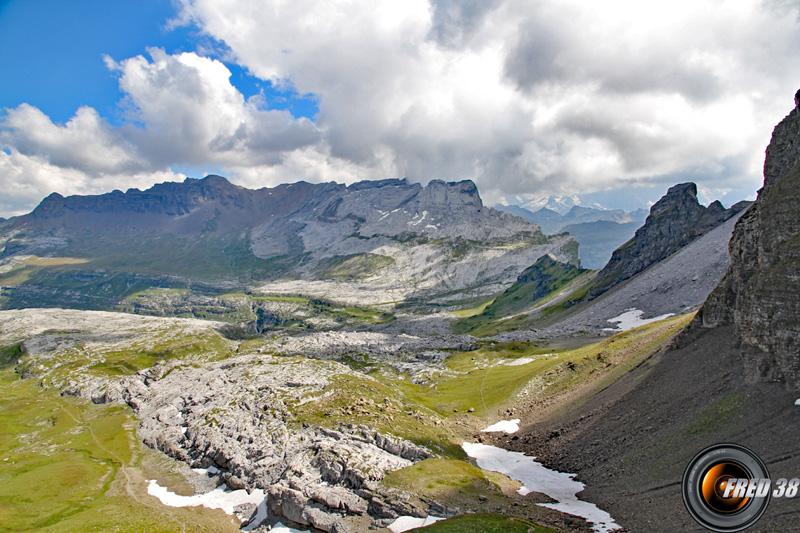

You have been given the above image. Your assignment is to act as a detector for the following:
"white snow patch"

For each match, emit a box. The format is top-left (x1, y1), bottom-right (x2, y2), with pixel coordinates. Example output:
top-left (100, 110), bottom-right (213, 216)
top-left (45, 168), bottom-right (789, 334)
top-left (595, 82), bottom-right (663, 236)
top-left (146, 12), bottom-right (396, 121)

top-left (146, 479), bottom-right (264, 517)
top-left (408, 210), bottom-right (428, 226)
top-left (241, 498), bottom-right (269, 531)
top-left (503, 357), bottom-right (537, 366)
top-left (462, 442), bottom-right (620, 532)
top-left (270, 523), bottom-right (309, 533)
top-left (795, 399), bottom-right (800, 406)
top-left (482, 419), bottom-right (520, 434)
top-left (603, 309), bottom-right (674, 332)
top-left (388, 515), bottom-right (445, 532)
top-left (192, 464), bottom-right (221, 476)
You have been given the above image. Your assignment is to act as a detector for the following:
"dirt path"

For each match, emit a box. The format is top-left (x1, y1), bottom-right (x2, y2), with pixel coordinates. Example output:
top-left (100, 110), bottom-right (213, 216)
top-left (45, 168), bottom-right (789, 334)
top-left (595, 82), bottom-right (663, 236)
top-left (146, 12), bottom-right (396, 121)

top-left (62, 404), bottom-right (189, 532)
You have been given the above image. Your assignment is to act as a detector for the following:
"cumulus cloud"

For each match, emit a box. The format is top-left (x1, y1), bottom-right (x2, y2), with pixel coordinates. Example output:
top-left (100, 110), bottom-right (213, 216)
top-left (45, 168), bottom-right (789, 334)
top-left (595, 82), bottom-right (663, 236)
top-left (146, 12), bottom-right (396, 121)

top-left (1, 49), bottom-right (318, 216)
top-left (1, 104), bottom-right (143, 175)
top-left (108, 49), bottom-right (319, 167)
top-left (176, 0), bottom-right (800, 202)
top-left (2, 0), bottom-right (800, 216)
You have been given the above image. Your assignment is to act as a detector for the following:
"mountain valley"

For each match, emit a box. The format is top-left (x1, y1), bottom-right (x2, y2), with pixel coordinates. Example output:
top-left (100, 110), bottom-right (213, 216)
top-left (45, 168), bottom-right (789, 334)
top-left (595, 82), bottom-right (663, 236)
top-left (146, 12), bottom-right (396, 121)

top-left (1, 93), bottom-right (798, 533)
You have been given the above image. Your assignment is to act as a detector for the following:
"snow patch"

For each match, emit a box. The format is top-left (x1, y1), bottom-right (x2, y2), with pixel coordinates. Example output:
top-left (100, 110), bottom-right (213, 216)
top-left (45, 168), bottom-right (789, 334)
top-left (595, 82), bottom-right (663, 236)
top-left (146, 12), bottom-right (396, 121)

top-left (388, 515), bottom-right (445, 532)
top-left (482, 419), bottom-right (520, 434)
top-left (603, 308), bottom-right (674, 331)
top-left (408, 210), bottom-right (428, 226)
top-left (462, 442), bottom-right (620, 532)
top-left (192, 464), bottom-right (221, 476)
top-left (241, 498), bottom-right (269, 531)
top-left (503, 357), bottom-right (537, 366)
top-left (795, 399), bottom-right (800, 406)
top-left (270, 524), bottom-right (309, 533)
top-left (146, 479), bottom-right (264, 517)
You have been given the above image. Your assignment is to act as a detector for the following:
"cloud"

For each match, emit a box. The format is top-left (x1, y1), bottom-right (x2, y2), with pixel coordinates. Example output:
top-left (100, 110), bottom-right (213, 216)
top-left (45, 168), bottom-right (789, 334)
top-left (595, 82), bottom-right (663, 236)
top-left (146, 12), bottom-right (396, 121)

top-left (2, 0), bottom-right (800, 217)
top-left (1, 104), bottom-right (143, 174)
top-left (0, 148), bottom-right (185, 217)
top-left (176, 0), bottom-right (800, 200)
top-left (1, 49), bottom-right (320, 215)
top-left (109, 49), bottom-right (320, 167)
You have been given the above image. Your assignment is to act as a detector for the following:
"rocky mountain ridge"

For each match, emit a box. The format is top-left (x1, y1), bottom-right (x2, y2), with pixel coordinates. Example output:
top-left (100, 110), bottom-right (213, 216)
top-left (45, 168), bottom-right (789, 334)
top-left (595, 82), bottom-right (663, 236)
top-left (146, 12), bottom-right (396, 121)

top-left (0, 176), bottom-right (578, 308)
top-left (700, 98), bottom-right (800, 386)
top-left (496, 203), bottom-right (646, 235)
top-left (587, 182), bottom-right (749, 300)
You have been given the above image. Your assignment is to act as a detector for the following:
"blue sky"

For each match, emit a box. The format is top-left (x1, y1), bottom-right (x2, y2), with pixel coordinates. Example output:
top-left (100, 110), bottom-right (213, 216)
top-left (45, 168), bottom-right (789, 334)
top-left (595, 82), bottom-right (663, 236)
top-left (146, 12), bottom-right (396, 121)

top-left (1, 1), bottom-right (798, 217)
top-left (0, 0), bottom-right (317, 124)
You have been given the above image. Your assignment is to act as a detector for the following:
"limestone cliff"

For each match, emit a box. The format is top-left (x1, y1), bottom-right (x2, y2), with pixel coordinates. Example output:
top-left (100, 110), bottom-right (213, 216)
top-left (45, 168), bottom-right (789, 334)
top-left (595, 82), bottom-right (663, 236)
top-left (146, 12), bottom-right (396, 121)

top-left (699, 95), bottom-right (800, 385)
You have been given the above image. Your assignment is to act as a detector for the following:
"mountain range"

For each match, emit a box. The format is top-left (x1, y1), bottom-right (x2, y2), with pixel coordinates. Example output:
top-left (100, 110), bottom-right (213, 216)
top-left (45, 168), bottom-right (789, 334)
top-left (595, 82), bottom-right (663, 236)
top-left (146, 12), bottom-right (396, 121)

top-left (0, 177), bottom-right (577, 309)
top-left (495, 203), bottom-right (648, 268)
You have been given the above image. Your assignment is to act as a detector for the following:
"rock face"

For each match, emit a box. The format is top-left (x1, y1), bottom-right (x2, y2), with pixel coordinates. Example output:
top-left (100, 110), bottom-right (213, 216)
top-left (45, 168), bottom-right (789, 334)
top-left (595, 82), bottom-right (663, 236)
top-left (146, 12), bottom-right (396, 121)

top-left (700, 96), bottom-right (800, 386)
top-left (587, 183), bottom-right (748, 300)
top-left (501, 211), bottom-right (743, 339)
top-left (128, 356), bottom-right (431, 531)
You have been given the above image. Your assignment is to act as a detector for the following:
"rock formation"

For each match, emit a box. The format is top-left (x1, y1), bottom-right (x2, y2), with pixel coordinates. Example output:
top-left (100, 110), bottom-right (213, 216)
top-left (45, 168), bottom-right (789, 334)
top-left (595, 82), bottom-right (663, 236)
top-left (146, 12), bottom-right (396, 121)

top-left (699, 93), bottom-right (800, 386)
top-left (587, 182), bottom-right (748, 300)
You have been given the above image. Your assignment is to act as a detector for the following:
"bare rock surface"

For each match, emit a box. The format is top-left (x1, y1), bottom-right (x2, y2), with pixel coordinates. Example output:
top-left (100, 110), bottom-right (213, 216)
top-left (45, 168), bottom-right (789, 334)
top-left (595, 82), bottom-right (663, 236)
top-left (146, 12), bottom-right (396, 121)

top-left (264, 329), bottom-right (476, 375)
top-left (0, 308), bottom-right (438, 530)
top-left (700, 96), bottom-right (800, 386)
top-left (129, 354), bottom-right (432, 530)
top-left (587, 182), bottom-right (748, 300)
top-left (495, 211), bottom-right (743, 340)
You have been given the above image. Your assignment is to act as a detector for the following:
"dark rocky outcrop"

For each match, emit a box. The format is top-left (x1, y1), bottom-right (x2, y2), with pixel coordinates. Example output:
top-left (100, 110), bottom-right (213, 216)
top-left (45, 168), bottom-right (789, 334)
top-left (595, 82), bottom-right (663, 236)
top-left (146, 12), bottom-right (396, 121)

top-left (587, 183), bottom-right (748, 300)
top-left (699, 96), bottom-right (800, 386)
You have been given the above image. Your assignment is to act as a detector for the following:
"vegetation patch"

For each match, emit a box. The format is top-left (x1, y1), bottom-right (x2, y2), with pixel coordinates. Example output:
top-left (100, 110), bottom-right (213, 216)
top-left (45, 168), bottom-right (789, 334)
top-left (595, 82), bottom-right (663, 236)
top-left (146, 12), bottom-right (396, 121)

top-left (87, 331), bottom-right (233, 377)
top-left (685, 392), bottom-right (745, 436)
top-left (0, 368), bottom-right (239, 532)
top-left (290, 373), bottom-right (463, 457)
top-left (483, 256), bottom-right (588, 318)
top-left (450, 298), bottom-right (494, 318)
top-left (384, 458), bottom-right (508, 501)
top-left (399, 314), bottom-right (692, 417)
top-left (0, 343), bottom-right (24, 369)
top-left (317, 253), bottom-right (395, 280)
top-left (0, 256), bottom-right (90, 287)
top-left (452, 269), bottom-right (593, 337)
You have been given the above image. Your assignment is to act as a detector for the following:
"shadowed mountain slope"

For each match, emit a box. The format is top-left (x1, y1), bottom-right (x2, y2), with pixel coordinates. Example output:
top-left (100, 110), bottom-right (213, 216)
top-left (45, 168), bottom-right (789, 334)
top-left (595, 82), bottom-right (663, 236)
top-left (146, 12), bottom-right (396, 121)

top-left (502, 90), bottom-right (800, 532)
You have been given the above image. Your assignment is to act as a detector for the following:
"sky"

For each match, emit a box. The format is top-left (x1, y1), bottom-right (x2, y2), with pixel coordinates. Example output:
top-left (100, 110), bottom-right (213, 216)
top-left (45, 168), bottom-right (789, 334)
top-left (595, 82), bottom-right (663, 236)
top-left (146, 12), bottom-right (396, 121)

top-left (1, 0), bottom-right (799, 217)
